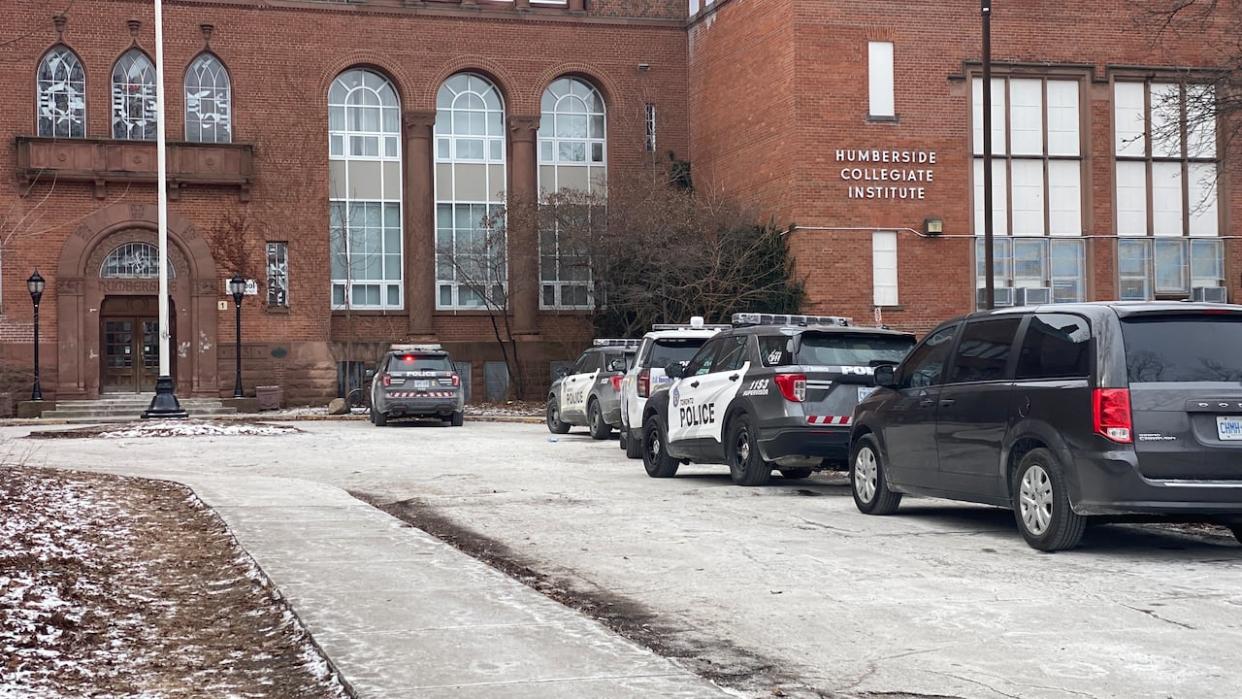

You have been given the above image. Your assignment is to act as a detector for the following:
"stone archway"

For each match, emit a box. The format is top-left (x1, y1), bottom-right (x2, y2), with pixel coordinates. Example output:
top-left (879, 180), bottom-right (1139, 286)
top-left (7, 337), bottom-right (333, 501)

top-left (56, 203), bottom-right (219, 398)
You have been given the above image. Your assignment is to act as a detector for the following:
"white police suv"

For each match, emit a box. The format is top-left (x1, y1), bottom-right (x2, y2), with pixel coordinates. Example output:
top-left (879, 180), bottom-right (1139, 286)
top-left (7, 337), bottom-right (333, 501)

top-left (639, 314), bottom-right (916, 485)
top-left (619, 317), bottom-right (730, 458)
top-left (546, 339), bottom-right (640, 439)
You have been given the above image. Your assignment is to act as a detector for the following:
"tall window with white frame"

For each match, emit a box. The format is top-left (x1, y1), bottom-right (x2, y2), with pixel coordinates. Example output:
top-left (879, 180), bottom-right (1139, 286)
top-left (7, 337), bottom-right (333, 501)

top-left (112, 49), bottom-right (157, 140)
top-left (872, 231), bottom-right (899, 307)
top-left (434, 73), bottom-right (508, 309)
top-left (185, 53), bottom-right (232, 143)
top-left (868, 42), bottom-right (895, 120)
top-left (1114, 80), bottom-right (1221, 300)
top-left (327, 69), bottom-right (403, 310)
top-left (538, 77), bottom-right (607, 309)
top-left (972, 75), bottom-right (1086, 306)
top-left (37, 46), bottom-right (86, 138)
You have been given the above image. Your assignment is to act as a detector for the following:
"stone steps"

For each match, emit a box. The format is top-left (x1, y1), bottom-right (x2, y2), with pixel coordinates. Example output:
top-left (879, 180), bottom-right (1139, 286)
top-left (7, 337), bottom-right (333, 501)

top-left (41, 395), bottom-right (237, 421)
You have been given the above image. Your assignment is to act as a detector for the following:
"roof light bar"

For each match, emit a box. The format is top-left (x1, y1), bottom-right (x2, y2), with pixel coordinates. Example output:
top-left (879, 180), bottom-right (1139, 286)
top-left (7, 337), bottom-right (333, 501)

top-left (731, 313), bottom-right (851, 328)
top-left (389, 343), bottom-right (444, 353)
top-left (652, 316), bottom-right (731, 332)
top-left (593, 339), bottom-right (643, 349)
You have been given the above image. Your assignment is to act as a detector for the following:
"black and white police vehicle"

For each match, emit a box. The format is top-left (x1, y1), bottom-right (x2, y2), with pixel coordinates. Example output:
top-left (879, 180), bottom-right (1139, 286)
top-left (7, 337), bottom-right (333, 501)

top-left (368, 344), bottom-right (465, 427)
top-left (547, 339), bottom-right (640, 439)
top-left (619, 317), bottom-right (730, 459)
top-left (639, 314), bottom-right (916, 485)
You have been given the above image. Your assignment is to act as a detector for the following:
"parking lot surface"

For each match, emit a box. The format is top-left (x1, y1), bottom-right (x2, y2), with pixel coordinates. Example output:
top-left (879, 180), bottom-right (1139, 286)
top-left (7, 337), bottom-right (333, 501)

top-left (11, 420), bottom-right (1242, 698)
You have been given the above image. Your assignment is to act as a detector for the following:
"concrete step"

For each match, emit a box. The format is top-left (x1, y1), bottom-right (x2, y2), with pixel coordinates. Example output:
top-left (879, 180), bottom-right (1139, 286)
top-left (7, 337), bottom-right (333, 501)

top-left (42, 408), bottom-right (238, 419)
top-left (42, 396), bottom-right (237, 421)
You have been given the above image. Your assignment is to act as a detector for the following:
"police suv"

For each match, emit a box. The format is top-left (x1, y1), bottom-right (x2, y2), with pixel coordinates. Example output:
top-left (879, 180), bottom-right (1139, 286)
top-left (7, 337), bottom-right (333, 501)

top-left (619, 317), bottom-right (730, 459)
top-left (639, 314), bottom-right (916, 485)
top-left (368, 344), bottom-right (465, 427)
top-left (547, 339), bottom-right (640, 439)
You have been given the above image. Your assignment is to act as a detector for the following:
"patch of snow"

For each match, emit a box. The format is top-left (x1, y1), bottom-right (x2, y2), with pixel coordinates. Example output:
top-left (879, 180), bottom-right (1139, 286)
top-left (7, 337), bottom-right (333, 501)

top-left (98, 421), bottom-right (299, 439)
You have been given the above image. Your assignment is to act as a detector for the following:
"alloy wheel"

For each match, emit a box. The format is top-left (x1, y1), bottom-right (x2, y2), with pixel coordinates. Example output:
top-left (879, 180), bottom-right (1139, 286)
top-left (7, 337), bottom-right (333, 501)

top-left (854, 447), bottom-right (878, 503)
top-left (735, 429), bottom-right (751, 465)
top-left (1019, 464), bottom-right (1054, 536)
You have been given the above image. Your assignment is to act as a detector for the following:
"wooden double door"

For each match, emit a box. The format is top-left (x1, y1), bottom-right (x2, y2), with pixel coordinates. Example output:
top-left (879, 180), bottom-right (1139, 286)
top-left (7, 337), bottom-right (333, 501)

top-left (100, 297), bottom-right (174, 393)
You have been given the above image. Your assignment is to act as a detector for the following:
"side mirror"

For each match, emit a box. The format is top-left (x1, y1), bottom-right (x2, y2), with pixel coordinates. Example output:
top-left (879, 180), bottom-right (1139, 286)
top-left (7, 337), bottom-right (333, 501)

top-left (873, 365), bottom-right (898, 389)
top-left (665, 362), bottom-right (686, 379)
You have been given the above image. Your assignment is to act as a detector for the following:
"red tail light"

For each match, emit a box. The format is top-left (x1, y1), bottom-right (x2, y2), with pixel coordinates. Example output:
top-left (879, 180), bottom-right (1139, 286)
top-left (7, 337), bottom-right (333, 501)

top-left (774, 373), bottom-right (807, 402)
top-left (382, 374), bottom-right (392, 387)
top-left (637, 369), bottom-right (651, 398)
top-left (451, 374), bottom-right (461, 387)
top-left (610, 374), bottom-right (623, 392)
top-left (1093, 388), bottom-right (1133, 444)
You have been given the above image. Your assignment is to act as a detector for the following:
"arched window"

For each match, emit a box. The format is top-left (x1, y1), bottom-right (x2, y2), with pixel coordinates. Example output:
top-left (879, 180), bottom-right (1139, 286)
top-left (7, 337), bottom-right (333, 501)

top-left (37, 46), bottom-right (86, 138)
top-left (112, 49), bottom-right (157, 140)
top-left (434, 73), bottom-right (507, 309)
top-left (328, 69), bottom-right (402, 309)
top-left (538, 77), bottom-right (606, 309)
top-left (185, 53), bottom-right (232, 143)
top-left (101, 243), bottom-right (175, 278)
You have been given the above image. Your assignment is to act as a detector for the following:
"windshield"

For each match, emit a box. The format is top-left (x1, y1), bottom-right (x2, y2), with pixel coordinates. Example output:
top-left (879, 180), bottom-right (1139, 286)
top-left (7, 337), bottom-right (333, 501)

top-left (387, 354), bottom-right (452, 373)
top-left (791, 333), bottom-right (915, 367)
top-left (1122, 316), bottom-right (1242, 383)
top-left (647, 338), bottom-right (708, 368)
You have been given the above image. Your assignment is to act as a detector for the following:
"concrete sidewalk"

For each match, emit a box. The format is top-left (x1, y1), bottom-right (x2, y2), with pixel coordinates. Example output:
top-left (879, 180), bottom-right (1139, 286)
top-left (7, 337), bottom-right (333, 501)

top-left (88, 469), bottom-right (729, 698)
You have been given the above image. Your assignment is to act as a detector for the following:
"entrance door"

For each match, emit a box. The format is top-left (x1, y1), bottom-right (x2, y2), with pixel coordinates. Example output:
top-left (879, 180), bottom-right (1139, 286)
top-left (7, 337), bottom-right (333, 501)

top-left (100, 296), bottom-right (171, 394)
top-left (102, 318), bottom-right (159, 393)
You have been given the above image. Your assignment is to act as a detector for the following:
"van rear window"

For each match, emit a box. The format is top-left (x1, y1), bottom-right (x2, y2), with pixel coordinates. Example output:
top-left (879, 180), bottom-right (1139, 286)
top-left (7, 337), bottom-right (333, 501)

top-left (1122, 316), bottom-right (1242, 383)
top-left (767, 333), bottom-right (914, 367)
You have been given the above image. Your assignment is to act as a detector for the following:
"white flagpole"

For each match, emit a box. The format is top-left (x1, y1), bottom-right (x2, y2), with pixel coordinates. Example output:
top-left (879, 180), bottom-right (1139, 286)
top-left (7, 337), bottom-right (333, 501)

top-left (144, 0), bottom-right (187, 418)
top-left (154, 0), bottom-right (169, 378)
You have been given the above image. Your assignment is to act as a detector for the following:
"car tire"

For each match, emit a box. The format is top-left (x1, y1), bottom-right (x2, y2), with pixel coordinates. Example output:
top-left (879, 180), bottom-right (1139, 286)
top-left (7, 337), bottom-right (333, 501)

top-left (587, 399), bottom-right (612, 440)
top-left (618, 424), bottom-right (628, 450)
top-left (642, 415), bottom-right (679, 478)
top-left (726, 414), bottom-right (771, 486)
top-left (451, 411), bottom-right (464, 427)
top-left (546, 398), bottom-right (570, 435)
top-left (850, 435), bottom-right (902, 515)
top-left (1228, 525), bottom-right (1242, 545)
top-left (1012, 448), bottom-right (1086, 552)
top-left (779, 468), bottom-right (813, 480)
top-left (624, 428), bottom-right (643, 459)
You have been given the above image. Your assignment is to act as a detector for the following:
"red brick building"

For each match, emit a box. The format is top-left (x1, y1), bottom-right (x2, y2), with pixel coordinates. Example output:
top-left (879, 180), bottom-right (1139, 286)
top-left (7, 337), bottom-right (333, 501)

top-left (691, 0), bottom-right (1240, 334)
top-left (1, 0), bottom-right (1237, 405)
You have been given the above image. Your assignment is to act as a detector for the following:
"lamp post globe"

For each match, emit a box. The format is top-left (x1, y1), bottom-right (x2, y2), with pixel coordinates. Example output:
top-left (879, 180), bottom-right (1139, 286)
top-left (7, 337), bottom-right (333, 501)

top-left (229, 274), bottom-right (246, 398)
top-left (27, 271), bottom-right (45, 401)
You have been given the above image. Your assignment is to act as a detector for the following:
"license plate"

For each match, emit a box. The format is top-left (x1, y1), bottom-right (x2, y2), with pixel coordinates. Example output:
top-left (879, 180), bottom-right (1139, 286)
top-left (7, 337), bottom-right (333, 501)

top-left (858, 386), bottom-right (877, 402)
top-left (1217, 416), bottom-right (1242, 441)
top-left (414, 380), bottom-right (431, 390)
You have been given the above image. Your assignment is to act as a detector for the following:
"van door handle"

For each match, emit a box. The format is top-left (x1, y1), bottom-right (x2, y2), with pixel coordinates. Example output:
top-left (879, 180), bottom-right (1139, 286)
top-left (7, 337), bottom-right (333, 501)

top-left (939, 399), bottom-right (956, 407)
top-left (728, 374), bottom-right (740, 381)
top-left (690, 381), bottom-right (700, 388)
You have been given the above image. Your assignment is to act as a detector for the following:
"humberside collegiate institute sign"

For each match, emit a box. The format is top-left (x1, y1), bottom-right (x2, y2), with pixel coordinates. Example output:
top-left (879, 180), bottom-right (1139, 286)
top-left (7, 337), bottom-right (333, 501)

top-left (837, 148), bottom-right (937, 200)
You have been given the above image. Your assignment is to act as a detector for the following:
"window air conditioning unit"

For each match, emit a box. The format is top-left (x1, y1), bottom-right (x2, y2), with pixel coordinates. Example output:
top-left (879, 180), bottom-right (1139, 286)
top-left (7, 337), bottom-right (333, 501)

top-left (1192, 286), bottom-right (1228, 304)
top-left (1013, 287), bottom-right (1053, 306)
top-left (977, 287), bottom-right (1014, 308)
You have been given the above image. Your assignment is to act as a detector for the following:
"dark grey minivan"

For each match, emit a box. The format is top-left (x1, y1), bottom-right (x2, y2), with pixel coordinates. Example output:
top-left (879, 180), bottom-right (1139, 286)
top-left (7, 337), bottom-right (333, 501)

top-left (849, 302), bottom-right (1242, 551)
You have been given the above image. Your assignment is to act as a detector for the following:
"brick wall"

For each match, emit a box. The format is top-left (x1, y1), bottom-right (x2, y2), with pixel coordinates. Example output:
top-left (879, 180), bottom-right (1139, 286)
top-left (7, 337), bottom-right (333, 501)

top-left (692, 0), bottom-right (1242, 334)
top-left (0, 0), bottom-right (687, 401)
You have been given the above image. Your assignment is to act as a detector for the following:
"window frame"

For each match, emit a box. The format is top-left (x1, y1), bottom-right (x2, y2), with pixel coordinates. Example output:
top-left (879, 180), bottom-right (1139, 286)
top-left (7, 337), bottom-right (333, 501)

top-left (328, 68), bottom-right (404, 311)
top-left (111, 48), bottom-right (158, 141)
top-left (37, 45), bottom-right (86, 139)
top-left (538, 76), bottom-right (607, 311)
top-left (266, 241), bottom-right (289, 308)
top-left (435, 72), bottom-right (508, 311)
top-left (1116, 237), bottom-right (1224, 300)
top-left (897, 322), bottom-right (960, 389)
top-left (867, 41), bottom-right (896, 120)
top-left (184, 52), bottom-right (233, 144)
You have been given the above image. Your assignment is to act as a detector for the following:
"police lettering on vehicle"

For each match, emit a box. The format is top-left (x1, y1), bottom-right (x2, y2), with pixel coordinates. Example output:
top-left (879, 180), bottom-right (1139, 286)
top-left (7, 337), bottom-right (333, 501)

top-left (680, 401), bottom-right (716, 428)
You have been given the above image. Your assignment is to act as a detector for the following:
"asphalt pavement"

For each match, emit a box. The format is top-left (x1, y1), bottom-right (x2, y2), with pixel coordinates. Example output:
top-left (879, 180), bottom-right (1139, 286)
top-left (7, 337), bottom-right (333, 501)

top-left (9, 419), bottom-right (1242, 698)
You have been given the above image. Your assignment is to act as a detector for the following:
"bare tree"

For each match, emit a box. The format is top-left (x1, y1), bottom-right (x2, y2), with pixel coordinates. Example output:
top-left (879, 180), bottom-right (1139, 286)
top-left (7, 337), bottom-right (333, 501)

top-left (439, 207), bottom-right (527, 400)
top-left (533, 166), bottom-right (804, 339)
top-left (1140, 1), bottom-right (1242, 164)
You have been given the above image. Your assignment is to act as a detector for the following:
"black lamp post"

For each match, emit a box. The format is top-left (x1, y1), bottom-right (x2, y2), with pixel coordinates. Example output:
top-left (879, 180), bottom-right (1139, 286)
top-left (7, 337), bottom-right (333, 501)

top-left (27, 271), bottom-right (45, 401)
top-left (981, 0), bottom-right (996, 309)
top-left (228, 274), bottom-right (246, 398)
